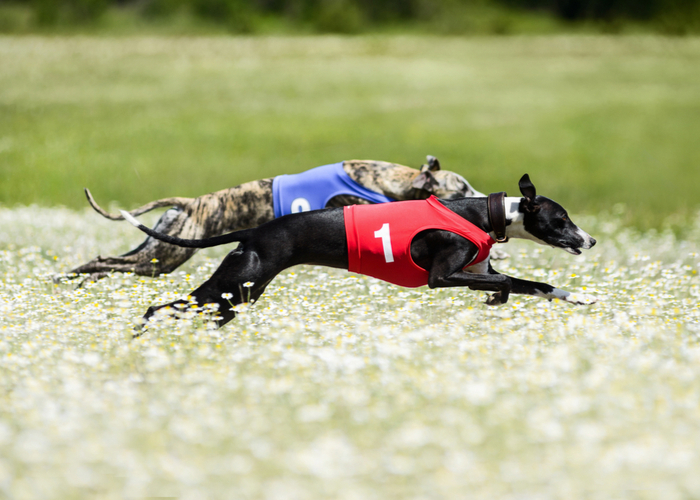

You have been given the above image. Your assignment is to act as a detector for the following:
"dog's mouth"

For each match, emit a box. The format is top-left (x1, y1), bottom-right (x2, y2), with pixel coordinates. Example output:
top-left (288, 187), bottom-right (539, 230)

top-left (548, 242), bottom-right (582, 255)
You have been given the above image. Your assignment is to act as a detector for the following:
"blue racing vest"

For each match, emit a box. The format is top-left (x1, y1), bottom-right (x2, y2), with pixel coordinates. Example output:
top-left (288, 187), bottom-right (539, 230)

top-left (272, 162), bottom-right (396, 218)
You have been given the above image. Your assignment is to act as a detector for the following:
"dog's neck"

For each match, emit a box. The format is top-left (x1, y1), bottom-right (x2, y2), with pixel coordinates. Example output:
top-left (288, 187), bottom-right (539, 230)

top-left (499, 197), bottom-right (539, 244)
top-left (442, 196), bottom-right (542, 245)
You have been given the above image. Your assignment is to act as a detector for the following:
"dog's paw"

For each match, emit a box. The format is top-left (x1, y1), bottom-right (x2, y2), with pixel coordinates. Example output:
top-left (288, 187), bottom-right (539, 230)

top-left (489, 248), bottom-right (510, 260)
top-left (485, 292), bottom-right (507, 306)
top-left (563, 293), bottom-right (598, 305)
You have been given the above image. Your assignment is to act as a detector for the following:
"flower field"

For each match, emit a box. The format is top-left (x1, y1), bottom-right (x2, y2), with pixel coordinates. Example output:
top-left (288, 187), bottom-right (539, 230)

top-left (1, 205), bottom-right (699, 499)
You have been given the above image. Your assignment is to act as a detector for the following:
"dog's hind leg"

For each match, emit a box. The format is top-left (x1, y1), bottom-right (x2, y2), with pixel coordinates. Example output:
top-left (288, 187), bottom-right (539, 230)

top-left (66, 207), bottom-right (199, 282)
top-left (68, 180), bottom-right (275, 283)
top-left (142, 247), bottom-right (273, 329)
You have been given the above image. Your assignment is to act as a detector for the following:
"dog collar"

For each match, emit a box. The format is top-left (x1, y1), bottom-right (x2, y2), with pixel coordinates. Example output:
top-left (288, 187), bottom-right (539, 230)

top-left (487, 191), bottom-right (509, 243)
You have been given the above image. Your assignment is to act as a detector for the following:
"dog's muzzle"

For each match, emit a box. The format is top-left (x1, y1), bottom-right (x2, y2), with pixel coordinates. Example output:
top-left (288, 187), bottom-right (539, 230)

top-left (564, 230), bottom-right (596, 255)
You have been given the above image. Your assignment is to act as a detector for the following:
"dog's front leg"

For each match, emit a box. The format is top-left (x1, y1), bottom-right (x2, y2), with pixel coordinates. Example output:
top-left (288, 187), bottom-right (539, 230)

top-left (507, 276), bottom-right (598, 305)
top-left (426, 256), bottom-right (596, 306)
top-left (418, 241), bottom-right (513, 305)
top-left (481, 261), bottom-right (598, 305)
top-left (428, 270), bottom-right (513, 305)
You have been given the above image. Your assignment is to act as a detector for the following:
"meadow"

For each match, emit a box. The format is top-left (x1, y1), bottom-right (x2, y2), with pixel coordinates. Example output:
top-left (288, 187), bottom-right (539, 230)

top-left (1, 205), bottom-right (699, 499)
top-left (1, 35), bottom-right (700, 498)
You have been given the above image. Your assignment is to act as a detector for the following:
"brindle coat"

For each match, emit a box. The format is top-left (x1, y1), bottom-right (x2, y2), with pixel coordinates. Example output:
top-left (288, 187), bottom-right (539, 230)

top-left (69, 157), bottom-right (485, 281)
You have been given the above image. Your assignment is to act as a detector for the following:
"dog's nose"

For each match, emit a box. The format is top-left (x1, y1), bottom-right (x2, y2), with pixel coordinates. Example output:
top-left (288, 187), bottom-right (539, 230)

top-left (589, 237), bottom-right (596, 248)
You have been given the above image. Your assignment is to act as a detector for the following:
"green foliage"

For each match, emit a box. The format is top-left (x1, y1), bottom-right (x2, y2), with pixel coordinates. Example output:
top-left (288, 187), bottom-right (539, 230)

top-left (190, 0), bottom-right (254, 32)
top-left (0, 4), bottom-right (32, 32)
top-left (32, 0), bottom-right (60, 25)
top-left (31, 0), bottom-right (108, 25)
top-left (313, 0), bottom-right (364, 34)
top-left (655, 0), bottom-right (700, 35)
top-left (1, 0), bottom-right (699, 34)
top-left (497, 0), bottom-right (700, 34)
top-left (141, 0), bottom-right (182, 19)
top-left (499, 0), bottom-right (700, 22)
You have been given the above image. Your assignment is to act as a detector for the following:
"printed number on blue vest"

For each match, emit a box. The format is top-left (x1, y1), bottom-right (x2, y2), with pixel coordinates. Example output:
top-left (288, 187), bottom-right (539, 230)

top-left (291, 198), bottom-right (311, 213)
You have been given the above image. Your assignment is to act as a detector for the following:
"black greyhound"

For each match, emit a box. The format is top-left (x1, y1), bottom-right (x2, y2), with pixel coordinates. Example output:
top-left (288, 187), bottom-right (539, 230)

top-left (123, 174), bottom-right (597, 329)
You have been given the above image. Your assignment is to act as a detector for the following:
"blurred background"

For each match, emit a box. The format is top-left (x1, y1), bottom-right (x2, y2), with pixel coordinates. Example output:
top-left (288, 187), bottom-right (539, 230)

top-left (0, 0), bottom-right (699, 230)
top-left (2, 0), bottom-right (699, 34)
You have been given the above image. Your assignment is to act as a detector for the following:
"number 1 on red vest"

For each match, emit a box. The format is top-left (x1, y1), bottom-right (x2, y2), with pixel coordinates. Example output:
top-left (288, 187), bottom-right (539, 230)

top-left (374, 223), bottom-right (395, 263)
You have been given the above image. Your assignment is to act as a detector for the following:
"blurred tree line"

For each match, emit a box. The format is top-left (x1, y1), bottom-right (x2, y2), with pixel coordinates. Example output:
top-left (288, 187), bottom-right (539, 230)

top-left (2, 0), bottom-right (699, 34)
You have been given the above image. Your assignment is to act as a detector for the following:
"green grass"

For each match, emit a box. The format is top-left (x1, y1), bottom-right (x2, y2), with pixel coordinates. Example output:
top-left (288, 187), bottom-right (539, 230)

top-left (1, 35), bottom-right (700, 229)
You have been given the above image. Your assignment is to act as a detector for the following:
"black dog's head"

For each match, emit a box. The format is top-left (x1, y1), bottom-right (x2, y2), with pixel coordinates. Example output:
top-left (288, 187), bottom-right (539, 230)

top-left (517, 174), bottom-right (596, 255)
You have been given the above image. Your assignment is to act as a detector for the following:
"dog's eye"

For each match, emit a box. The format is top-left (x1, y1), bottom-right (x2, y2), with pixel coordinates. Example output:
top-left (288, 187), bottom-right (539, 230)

top-left (561, 215), bottom-right (568, 222)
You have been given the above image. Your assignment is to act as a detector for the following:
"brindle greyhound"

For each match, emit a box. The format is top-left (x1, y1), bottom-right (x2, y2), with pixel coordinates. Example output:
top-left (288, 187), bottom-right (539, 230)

top-left (69, 157), bottom-right (486, 282)
top-left (122, 174), bottom-right (597, 331)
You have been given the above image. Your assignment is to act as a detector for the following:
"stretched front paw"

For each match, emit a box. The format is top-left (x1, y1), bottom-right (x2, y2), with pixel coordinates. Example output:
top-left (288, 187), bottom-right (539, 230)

top-left (485, 291), bottom-right (508, 306)
top-left (563, 293), bottom-right (598, 305)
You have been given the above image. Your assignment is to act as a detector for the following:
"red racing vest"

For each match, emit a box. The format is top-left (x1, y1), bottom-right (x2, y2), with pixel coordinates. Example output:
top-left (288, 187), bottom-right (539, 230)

top-left (344, 196), bottom-right (495, 288)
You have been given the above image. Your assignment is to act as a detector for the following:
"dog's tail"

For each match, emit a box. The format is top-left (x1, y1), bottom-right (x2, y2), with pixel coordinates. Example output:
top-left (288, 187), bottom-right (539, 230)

top-left (121, 210), bottom-right (247, 248)
top-left (84, 188), bottom-right (194, 221)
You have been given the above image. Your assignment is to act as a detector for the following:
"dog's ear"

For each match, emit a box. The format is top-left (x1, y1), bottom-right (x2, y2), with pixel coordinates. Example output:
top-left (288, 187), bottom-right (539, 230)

top-left (519, 174), bottom-right (536, 200)
top-left (426, 155), bottom-right (441, 172)
top-left (420, 155), bottom-right (441, 173)
top-left (519, 174), bottom-right (540, 212)
top-left (412, 170), bottom-right (439, 192)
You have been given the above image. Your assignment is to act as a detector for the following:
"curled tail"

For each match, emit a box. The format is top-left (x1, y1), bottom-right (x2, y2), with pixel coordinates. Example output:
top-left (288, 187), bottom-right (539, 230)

top-left (120, 210), bottom-right (248, 249)
top-left (84, 188), bottom-right (194, 221)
